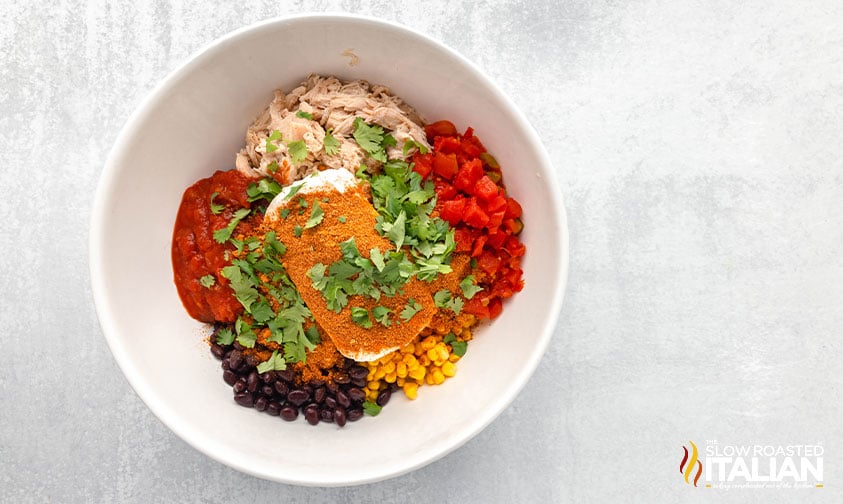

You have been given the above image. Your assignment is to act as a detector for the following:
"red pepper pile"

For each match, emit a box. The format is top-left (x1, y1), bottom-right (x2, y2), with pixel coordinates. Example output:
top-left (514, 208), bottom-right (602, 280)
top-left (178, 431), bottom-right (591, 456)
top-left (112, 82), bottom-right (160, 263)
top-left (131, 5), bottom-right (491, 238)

top-left (412, 120), bottom-right (525, 319)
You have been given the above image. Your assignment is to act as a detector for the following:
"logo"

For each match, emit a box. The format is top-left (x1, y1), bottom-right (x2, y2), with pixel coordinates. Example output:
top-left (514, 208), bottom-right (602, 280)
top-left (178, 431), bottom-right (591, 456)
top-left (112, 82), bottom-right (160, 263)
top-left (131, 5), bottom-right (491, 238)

top-left (678, 439), bottom-right (824, 489)
top-left (680, 440), bottom-right (703, 486)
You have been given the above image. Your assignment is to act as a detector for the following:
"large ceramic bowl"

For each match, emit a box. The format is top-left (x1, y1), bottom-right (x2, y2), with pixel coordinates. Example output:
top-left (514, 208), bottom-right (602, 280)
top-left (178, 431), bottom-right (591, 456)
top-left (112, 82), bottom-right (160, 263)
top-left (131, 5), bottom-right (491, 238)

top-left (90, 14), bottom-right (568, 486)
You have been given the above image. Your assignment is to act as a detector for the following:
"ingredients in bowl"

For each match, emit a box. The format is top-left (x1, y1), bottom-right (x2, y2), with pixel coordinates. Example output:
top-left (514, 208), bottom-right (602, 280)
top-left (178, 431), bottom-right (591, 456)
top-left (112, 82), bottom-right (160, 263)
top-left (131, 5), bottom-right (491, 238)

top-left (172, 75), bottom-right (525, 426)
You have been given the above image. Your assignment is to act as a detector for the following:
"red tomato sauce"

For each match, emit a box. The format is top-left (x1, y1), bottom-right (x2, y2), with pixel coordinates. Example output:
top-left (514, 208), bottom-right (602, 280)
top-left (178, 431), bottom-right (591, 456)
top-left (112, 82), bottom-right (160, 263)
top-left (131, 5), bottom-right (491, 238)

top-left (171, 169), bottom-right (257, 323)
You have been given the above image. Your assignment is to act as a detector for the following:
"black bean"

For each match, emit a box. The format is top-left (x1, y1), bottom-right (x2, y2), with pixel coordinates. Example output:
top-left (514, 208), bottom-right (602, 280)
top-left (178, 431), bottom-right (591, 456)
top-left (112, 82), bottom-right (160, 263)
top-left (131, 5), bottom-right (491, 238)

top-left (247, 372), bottom-right (259, 393)
top-left (210, 344), bottom-right (225, 360)
top-left (280, 405), bottom-right (299, 421)
top-left (233, 379), bottom-right (247, 394)
top-left (351, 377), bottom-right (367, 388)
top-left (346, 387), bottom-right (366, 403)
top-left (314, 387), bottom-right (326, 404)
top-left (333, 372), bottom-right (351, 385)
top-left (348, 365), bottom-right (368, 381)
top-left (274, 381), bottom-right (289, 396)
top-left (266, 401), bottom-right (281, 416)
top-left (254, 397), bottom-right (268, 411)
top-left (389, 382), bottom-right (400, 393)
top-left (377, 389), bottom-right (391, 407)
top-left (334, 407), bottom-right (347, 427)
top-left (234, 393), bottom-right (254, 407)
top-left (324, 396), bottom-right (337, 410)
top-left (228, 350), bottom-right (244, 371)
top-left (287, 389), bottom-right (309, 406)
top-left (326, 382), bottom-right (339, 395)
top-left (336, 390), bottom-right (351, 408)
top-left (261, 371), bottom-right (275, 383)
top-left (319, 408), bottom-right (334, 423)
top-left (310, 378), bottom-right (326, 387)
top-left (276, 369), bottom-right (295, 383)
top-left (304, 405), bottom-right (320, 425)
top-left (347, 408), bottom-right (364, 422)
top-left (221, 359), bottom-right (231, 371)
top-left (261, 385), bottom-right (274, 397)
top-left (246, 354), bottom-right (259, 367)
top-left (223, 370), bottom-right (238, 386)
top-left (233, 341), bottom-right (244, 351)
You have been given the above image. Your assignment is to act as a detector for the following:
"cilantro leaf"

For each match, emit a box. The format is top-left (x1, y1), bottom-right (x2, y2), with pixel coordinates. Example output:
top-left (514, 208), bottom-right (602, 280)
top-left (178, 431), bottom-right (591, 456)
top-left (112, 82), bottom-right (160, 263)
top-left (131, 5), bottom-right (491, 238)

top-left (287, 140), bottom-right (308, 164)
top-left (293, 225), bottom-right (303, 237)
top-left (282, 181), bottom-right (305, 201)
top-left (350, 306), bottom-right (372, 329)
top-left (338, 215), bottom-right (347, 223)
top-left (296, 110), bottom-right (313, 120)
top-left (215, 327), bottom-right (235, 345)
top-left (362, 400), bottom-right (382, 416)
top-left (199, 274), bottom-right (215, 288)
top-left (213, 208), bottom-right (251, 244)
top-left (323, 128), bottom-right (340, 156)
top-left (256, 350), bottom-right (287, 373)
top-left (279, 208), bottom-right (291, 219)
top-left (265, 129), bottom-right (282, 153)
top-left (304, 200), bottom-right (324, 229)
top-left (305, 326), bottom-right (321, 345)
top-left (352, 117), bottom-right (384, 154)
top-left (372, 305), bottom-right (392, 327)
top-left (400, 299), bottom-right (422, 322)
top-left (402, 139), bottom-right (429, 157)
top-left (459, 275), bottom-right (483, 299)
top-left (209, 192), bottom-right (225, 215)
top-left (220, 265), bottom-right (259, 311)
top-left (266, 161), bottom-right (279, 173)
top-left (433, 289), bottom-right (463, 315)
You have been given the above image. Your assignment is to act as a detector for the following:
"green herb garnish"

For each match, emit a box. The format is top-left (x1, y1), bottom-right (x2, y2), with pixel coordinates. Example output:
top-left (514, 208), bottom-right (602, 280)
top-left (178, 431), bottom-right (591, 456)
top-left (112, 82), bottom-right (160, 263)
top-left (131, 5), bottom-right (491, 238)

top-left (304, 200), bottom-right (324, 229)
top-left (296, 110), bottom-right (313, 120)
top-left (444, 333), bottom-right (467, 357)
top-left (372, 305), bottom-right (392, 327)
top-left (459, 275), bottom-right (483, 300)
top-left (215, 327), bottom-right (235, 345)
top-left (256, 350), bottom-right (287, 373)
top-left (287, 140), bottom-right (308, 164)
top-left (213, 208), bottom-right (251, 244)
top-left (362, 400), bottom-right (382, 416)
top-left (323, 128), bottom-right (340, 156)
top-left (433, 289), bottom-right (463, 315)
top-left (209, 192), bottom-right (224, 215)
top-left (265, 129), bottom-right (282, 153)
top-left (350, 306), bottom-right (372, 328)
top-left (199, 274), bottom-right (216, 288)
top-left (400, 299), bottom-right (422, 321)
top-left (293, 225), bottom-right (303, 237)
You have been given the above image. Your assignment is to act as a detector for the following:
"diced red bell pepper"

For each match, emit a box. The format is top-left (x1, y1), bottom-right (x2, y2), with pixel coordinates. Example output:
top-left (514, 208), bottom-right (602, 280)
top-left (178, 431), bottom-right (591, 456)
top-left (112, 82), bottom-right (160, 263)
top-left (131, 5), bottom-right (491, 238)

top-left (504, 236), bottom-right (526, 258)
top-left (433, 151), bottom-right (459, 180)
top-left (453, 158), bottom-right (484, 192)
top-left (474, 175), bottom-right (499, 201)
top-left (504, 197), bottom-right (523, 219)
top-left (412, 152), bottom-right (433, 178)
top-left (487, 210), bottom-right (506, 229)
top-left (438, 198), bottom-right (466, 225)
top-left (485, 230), bottom-right (508, 249)
top-left (484, 194), bottom-right (508, 214)
top-left (454, 228), bottom-right (475, 252)
top-left (463, 297), bottom-right (490, 319)
top-left (471, 234), bottom-right (487, 257)
top-left (424, 120), bottom-right (458, 140)
top-left (434, 136), bottom-right (461, 154)
top-left (477, 251), bottom-right (501, 275)
top-left (434, 179), bottom-right (457, 200)
top-left (488, 298), bottom-right (503, 319)
top-left (463, 198), bottom-right (490, 228)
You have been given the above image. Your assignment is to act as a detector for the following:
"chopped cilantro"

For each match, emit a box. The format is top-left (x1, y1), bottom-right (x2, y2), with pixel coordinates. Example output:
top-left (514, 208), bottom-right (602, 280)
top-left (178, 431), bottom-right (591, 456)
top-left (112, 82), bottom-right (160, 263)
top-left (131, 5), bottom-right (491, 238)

top-left (350, 306), bottom-right (372, 329)
top-left (209, 192), bottom-right (225, 215)
top-left (293, 225), bottom-right (303, 237)
top-left (256, 350), bottom-right (287, 373)
top-left (267, 160), bottom-right (279, 173)
top-left (352, 117), bottom-right (385, 156)
top-left (282, 182), bottom-right (305, 201)
top-left (287, 140), bottom-right (308, 164)
top-left (265, 129), bottom-right (282, 153)
top-left (298, 197), bottom-right (309, 208)
top-left (338, 215), bottom-right (347, 223)
top-left (215, 327), bottom-right (235, 345)
top-left (400, 299), bottom-right (422, 321)
top-left (305, 326), bottom-right (321, 345)
top-left (372, 305), bottom-right (392, 327)
top-left (444, 333), bottom-right (467, 357)
top-left (296, 110), bottom-right (313, 120)
top-left (279, 208), bottom-right (291, 219)
top-left (362, 400), bottom-right (382, 416)
top-left (304, 200), bottom-right (324, 229)
top-left (247, 178), bottom-right (282, 202)
top-left (323, 128), bottom-right (340, 156)
top-left (213, 208), bottom-right (251, 244)
top-left (459, 275), bottom-right (483, 300)
top-left (199, 274), bottom-right (215, 288)
top-left (402, 139), bottom-right (429, 157)
top-left (433, 289), bottom-right (463, 315)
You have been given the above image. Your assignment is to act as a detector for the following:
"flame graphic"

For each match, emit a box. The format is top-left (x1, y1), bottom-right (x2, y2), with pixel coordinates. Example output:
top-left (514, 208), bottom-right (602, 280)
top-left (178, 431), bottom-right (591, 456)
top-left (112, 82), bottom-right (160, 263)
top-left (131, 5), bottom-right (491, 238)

top-left (679, 440), bottom-right (703, 486)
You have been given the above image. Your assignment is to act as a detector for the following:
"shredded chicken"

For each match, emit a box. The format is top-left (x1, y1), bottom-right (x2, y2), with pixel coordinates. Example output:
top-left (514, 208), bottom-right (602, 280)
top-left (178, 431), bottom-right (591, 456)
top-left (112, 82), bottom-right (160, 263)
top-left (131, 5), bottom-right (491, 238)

top-left (235, 75), bottom-right (430, 183)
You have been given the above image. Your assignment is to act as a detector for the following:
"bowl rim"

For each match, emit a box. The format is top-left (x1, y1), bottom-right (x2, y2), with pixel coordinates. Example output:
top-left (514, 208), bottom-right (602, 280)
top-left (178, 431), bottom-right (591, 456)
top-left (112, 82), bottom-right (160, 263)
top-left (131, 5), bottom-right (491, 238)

top-left (89, 12), bottom-right (569, 486)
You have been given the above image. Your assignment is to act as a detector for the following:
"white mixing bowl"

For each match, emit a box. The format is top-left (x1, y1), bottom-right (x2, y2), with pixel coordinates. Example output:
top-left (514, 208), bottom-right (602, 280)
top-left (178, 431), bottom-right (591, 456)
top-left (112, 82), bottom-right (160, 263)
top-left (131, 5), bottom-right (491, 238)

top-left (90, 14), bottom-right (568, 486)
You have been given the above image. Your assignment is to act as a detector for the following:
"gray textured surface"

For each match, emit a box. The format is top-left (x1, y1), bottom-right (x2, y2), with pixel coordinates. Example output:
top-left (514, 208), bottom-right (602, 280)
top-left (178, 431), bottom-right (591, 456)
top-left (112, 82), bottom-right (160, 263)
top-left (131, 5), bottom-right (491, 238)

top-left (2, 1), bottom-right (842, 502)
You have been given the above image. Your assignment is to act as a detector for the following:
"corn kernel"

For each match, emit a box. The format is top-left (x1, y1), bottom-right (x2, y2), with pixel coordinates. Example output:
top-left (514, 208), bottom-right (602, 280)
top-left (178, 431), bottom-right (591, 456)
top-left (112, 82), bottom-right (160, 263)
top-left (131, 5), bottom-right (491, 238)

top-left (432, 369), bottom-right (445, 385)
top-left (421, 336), bottom-right (436, 350)
top-left (396, 362), bottom-right (408, 378)
top-left (367, 380), bottom-right (381, 391)
top-left (408, 366), bottom-right (425, 381)
top-left (442, 361), bottom-right (457, 377)
top-left (385, 371), bottom-right (397, 383)
top-left (426, 348), bottom-right (439, 362)
top-left (403, 382), bottom-right (419, 400)
top-left (382, 361), bottom-right (396, 374)
top-left (437, 346), bottom-right (450, 362)
top-left (397, 377), bottom-right (405, 387)
top-left (449, 354), bottom-right (461, 363)
top-left (425, 373), bottom-right (435, 385)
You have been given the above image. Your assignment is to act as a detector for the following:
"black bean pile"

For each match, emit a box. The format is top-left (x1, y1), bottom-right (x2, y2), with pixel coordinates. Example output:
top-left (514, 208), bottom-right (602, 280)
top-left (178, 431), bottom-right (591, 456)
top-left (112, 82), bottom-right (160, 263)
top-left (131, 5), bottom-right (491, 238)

top-left (210, 339), bottom-right (392, 426)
